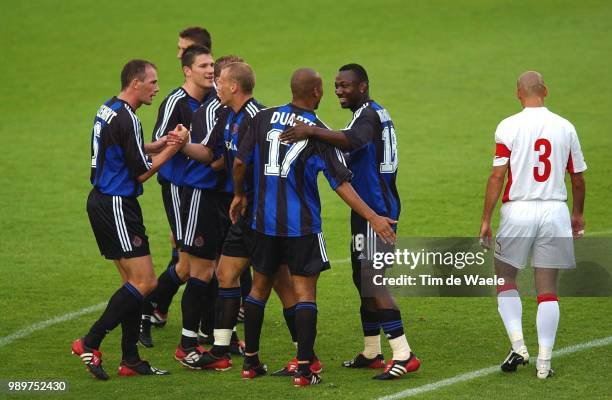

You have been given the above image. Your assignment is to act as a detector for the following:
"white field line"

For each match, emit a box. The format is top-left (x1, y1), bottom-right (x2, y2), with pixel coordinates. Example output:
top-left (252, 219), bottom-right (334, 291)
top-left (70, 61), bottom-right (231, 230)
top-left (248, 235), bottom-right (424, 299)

top-left (0, 303), bottom-right (106, 348)
top-left (585, 229), bottom-right (612, 236)
top-left (377, 335), bottom-right (612, 400)
top-left (0, 258), bottom-right (352, 348)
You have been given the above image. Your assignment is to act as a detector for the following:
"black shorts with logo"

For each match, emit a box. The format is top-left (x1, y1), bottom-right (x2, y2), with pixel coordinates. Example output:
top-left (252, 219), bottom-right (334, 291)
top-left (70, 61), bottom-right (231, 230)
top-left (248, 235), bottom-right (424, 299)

top-left (160, 179), bottom-right (184, 245)
top-left (180, 187), bottom-right (221, 260)
top-left (251, 231), bottom-right (330, 277)
top-left (87, 188), bottom-right (150, 260)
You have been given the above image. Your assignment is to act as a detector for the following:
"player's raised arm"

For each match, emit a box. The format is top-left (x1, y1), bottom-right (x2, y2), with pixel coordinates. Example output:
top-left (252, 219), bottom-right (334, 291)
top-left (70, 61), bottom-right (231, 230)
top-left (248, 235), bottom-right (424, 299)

top-left (280, 120), bottom-right (352, 150)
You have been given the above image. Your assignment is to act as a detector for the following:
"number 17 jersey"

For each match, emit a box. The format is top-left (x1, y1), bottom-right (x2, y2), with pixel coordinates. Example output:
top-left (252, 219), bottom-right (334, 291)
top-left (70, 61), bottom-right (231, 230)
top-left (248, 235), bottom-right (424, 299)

top-left (237, 103), bottom-right (353, 237)
top-left (493, 107), bottom-right (587, 203)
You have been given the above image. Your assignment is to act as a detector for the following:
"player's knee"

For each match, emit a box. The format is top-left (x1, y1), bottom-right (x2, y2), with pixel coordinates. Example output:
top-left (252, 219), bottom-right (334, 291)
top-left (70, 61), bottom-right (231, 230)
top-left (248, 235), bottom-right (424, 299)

top-left (142, 276), bottom-right (158, 295)
top-left (216, 267), bottom-right (239, 288)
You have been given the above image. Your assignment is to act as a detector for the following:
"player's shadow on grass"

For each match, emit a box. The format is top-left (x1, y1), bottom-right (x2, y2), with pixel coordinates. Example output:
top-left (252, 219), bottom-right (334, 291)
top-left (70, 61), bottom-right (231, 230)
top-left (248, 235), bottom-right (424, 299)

top-left (558, 261), bottom-right (612, 296)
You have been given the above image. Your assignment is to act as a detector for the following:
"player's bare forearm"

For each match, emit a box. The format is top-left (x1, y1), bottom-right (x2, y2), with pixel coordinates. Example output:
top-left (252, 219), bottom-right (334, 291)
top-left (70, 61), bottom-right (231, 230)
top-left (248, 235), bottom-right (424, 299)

top-left (311, 128), bottom-right (351, 150)
top-left (280, 124), bottom-right (351, 150)
top-left (232, 158), bottom-right (247, 197)
top-left (335, 181), bottom-right (397, 244)
top-left (181, 143), bottom-right (214, 164)
top-left (144, 136), bottom-right (167, 154)
top-left (211, 155), bottom-right (225, 171)
top-left (481, 165), bottom-right (508, 223)
top-left (137, 143), bottom-right (181, 183)
top-left (570, 172), bottom-right (585, 215)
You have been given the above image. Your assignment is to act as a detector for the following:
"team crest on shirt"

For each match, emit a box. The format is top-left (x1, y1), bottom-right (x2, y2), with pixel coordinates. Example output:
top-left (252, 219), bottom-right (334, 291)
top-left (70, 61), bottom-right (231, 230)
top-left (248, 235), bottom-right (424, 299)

top-left (132, 236), bottom-right (143, 247)
top-left (230, 123), bottom-right (240, 134)
top-left (194, 236), bottom-right (204, 247)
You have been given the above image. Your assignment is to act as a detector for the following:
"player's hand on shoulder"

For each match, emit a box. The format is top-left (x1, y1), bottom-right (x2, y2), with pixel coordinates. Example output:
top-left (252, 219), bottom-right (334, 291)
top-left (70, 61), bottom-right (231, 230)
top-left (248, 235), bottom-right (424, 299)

top-left (280, 120), bottom-right (312, 144)
top-left (370, 215), bottom-right (397, 245)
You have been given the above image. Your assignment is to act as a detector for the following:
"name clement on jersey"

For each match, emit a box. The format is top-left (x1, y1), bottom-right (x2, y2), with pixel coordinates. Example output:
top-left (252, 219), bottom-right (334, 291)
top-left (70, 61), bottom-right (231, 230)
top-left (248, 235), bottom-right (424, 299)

top-left (96, 104), bottom-right (118, 124)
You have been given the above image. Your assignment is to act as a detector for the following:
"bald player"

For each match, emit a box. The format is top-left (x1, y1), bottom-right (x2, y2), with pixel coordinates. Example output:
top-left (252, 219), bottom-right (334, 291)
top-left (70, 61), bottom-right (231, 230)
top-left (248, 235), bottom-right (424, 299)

top-left (232, 68), bottom-right (397, 386)
top-left (479, 71), bottom-right (587, 379)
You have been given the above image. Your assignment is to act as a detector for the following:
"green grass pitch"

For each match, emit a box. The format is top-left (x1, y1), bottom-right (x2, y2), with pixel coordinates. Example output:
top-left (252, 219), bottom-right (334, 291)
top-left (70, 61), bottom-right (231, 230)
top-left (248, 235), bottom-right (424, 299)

top-left (0, 1), bottom-right (611, 399)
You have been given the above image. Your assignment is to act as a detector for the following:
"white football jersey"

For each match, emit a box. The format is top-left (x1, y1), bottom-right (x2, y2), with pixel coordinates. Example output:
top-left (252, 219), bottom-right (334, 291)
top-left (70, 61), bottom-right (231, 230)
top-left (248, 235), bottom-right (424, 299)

top-left (492, 107), bottom-right (587, 202)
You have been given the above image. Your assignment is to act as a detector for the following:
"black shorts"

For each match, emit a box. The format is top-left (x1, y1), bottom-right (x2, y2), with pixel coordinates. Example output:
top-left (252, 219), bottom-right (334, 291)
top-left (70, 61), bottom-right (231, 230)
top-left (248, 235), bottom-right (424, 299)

top-left (251, 231), bottom-right (330, 277)
top-left (180, 187), bottom-right (220, 260)
top-left (160, 180), bottom-right (183, 245)
top-left (350, 212), bottom-right (395, 291)
top-left (215, 192), bottom-right (233, 254)
top-left (87, 189), bottom-right (150, 260)
top-left (222, 214), bottom-right (256, 258)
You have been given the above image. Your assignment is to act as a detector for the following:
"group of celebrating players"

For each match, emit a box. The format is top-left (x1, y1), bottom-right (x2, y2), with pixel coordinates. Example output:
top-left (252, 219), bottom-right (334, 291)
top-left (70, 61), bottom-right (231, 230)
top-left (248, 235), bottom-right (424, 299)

top-left (73, 26), bottom-right (415, 386)
top-left (72, 24), bottom-right (587, 386)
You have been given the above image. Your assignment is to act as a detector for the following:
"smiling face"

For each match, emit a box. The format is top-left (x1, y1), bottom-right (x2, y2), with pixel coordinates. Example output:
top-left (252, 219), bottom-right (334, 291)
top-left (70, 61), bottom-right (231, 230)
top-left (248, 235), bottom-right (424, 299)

top-left (135, 65), bottom-right (159, 105)
top-left (185, 53), bottom-right (215, 90)
top-left (335, 70), bottom-right (365, 110)
top-left (216, 68), bottom-right (234, 105)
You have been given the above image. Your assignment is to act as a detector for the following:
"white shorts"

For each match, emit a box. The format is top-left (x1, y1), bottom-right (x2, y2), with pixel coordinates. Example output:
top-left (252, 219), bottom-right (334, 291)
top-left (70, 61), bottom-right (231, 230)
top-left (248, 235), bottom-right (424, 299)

top-left (494, 200), bottom-right (575, 269)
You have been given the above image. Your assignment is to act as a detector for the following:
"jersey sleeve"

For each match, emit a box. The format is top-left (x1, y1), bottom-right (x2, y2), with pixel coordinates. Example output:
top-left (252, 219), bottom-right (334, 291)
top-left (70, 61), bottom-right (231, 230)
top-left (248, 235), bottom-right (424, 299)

top-left (318, 142), bottom-right (353, 190)
top-left (341, 108), bottom-right (379, 151)
top-left (152, 96), bottom-right (182, 141)
top-left (120, 114), bottom-right (151, 178)
top-left (236, 117), bottom-right (257, 164)
top-left (566, 127), bottom-right (587, 173)
top-left (492, 120), bottom-right (513, 166)
top-left (203, 109), bottom-right (227, 150)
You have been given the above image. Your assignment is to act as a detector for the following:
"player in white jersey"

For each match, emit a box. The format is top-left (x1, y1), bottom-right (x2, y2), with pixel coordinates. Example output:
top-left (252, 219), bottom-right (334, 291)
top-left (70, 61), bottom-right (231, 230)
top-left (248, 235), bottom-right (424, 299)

top-left (479, 71), bottom-right (587, 379)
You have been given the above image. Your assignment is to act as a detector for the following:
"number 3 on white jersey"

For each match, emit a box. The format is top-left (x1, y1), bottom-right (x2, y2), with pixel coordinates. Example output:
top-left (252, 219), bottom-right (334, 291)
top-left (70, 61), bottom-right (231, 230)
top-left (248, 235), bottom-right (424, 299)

top-left (265, 129), bottom-right (308, 178)
top-left (380, 125), bottom-right (398, 173)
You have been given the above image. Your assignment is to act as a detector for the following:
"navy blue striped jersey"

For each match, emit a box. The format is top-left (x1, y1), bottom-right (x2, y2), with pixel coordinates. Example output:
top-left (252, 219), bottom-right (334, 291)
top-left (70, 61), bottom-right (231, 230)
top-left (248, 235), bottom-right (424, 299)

top-left (342, 100), bottom-right (400, 220)
top-left (204, 98), bottom-right (264, 194)
top-left (152, 87), bottom-right (210, 185)
top-left (237, 103), bottom-right (353, 237)
top-left (181, 95), bottom-right (226, 190)
top-left (90, 97), bottom-right (152, 197)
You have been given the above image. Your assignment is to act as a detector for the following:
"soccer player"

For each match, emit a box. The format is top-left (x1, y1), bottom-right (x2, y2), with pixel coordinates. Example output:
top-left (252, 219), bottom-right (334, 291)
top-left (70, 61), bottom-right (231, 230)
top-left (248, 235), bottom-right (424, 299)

top-left (280, 64), bottom-right (420, 380)
top-left (138, 45), bottom-right (215, 348)
top-left (173, 62), bottom-right (304, 375)
top-left (232, 68), bottom-right (398, 386)
top-left (72, 59), bottom-right (189, 379)
top-left (177, 26), bottom-right (212, 59)
top-left (479, 71), bottom-right (587, 379)
top-left (144, 28), bottom-right (215, 332)
top-left (184, 55), bottom-right (248, 352)
top-left (170, 59), bottom-right (252, 368)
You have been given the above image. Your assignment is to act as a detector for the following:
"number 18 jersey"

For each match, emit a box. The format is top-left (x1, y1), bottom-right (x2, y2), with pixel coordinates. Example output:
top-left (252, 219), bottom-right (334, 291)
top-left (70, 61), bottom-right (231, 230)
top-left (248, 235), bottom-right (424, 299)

top-left (493, 107), bottom-right (587, 202)
top-left (342, 100), bottom-right (400, 220)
